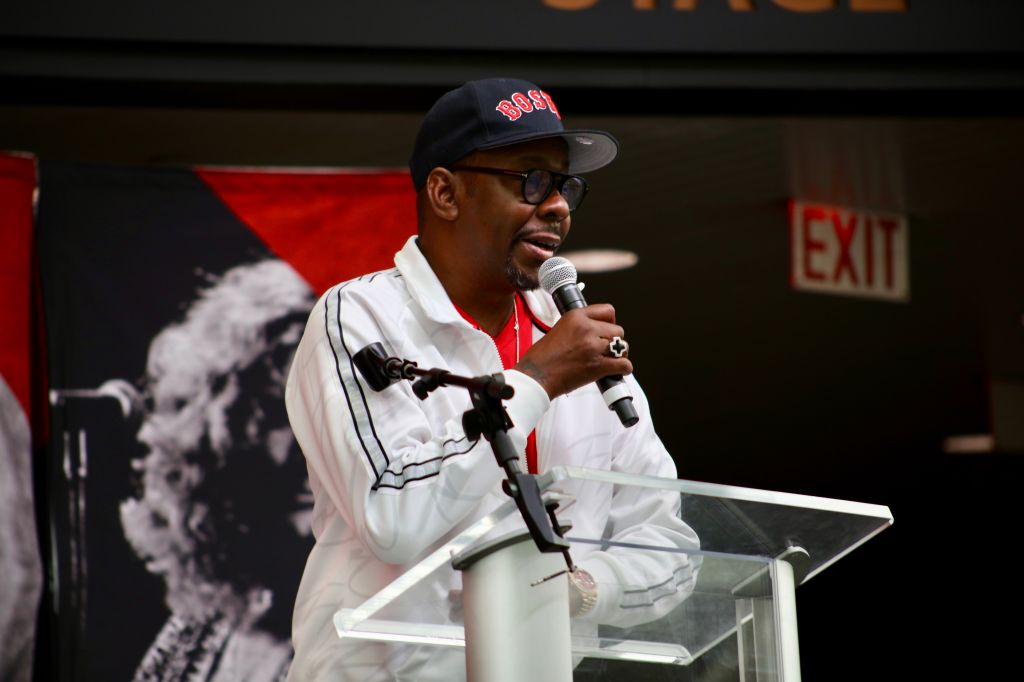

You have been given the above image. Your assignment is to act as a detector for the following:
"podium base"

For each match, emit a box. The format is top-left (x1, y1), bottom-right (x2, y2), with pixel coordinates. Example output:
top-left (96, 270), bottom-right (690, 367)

top-left (454, 529), bottom-right (573, 682)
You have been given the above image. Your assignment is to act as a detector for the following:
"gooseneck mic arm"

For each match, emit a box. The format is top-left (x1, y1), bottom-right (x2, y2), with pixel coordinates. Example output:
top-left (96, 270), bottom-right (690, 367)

top-left (353, 342), bottom-right (512, 400)
top-left (353, 342), bottom-right (574, 566)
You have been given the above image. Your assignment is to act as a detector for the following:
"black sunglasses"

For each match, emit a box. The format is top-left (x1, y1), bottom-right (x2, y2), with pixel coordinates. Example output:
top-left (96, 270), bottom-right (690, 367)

top-left (449, 165), bottom-right (590, 212)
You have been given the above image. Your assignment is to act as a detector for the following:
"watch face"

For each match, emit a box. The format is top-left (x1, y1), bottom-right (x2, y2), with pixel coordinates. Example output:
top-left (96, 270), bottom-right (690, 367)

top-left (572, 569), bottom-right (596, 592)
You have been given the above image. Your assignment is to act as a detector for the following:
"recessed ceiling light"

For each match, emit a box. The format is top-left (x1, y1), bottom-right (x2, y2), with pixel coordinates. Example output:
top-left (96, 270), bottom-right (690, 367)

top-left (942, 434), bottom-right (995, 454)
top-left (560, 249), bottom-right (639, 273)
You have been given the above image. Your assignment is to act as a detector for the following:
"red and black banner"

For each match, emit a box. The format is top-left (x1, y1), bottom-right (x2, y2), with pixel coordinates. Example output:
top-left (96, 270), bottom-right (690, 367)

top-left (33, 160), bottom-right (415, 681)
top-left (1, 152), bottom-right (43, 682)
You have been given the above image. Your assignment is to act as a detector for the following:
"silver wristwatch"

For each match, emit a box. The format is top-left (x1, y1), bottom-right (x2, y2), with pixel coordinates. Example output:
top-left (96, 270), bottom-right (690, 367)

top-left (567, 567), bottom-right (598, 618)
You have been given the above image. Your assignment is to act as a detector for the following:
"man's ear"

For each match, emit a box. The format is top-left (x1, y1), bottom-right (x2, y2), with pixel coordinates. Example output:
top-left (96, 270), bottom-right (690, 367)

top-left (425, 168), bottom-right (459, 222)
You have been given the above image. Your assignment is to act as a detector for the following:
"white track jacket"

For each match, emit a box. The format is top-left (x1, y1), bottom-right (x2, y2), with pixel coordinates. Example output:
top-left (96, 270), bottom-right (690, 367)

top-left (285, 236), bottom-right (699, 681)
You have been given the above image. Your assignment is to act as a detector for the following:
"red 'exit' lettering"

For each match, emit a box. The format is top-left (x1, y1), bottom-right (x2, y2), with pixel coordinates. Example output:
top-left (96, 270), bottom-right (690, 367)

top-left (790, 201), bottom-right (909, 302)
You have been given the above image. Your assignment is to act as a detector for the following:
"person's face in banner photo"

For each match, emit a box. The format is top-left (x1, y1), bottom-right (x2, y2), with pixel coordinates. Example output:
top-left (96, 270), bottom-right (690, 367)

top-left (450, 137), bottom-right (573, 293)
top-left (119, 260), bottom-right (314, 680)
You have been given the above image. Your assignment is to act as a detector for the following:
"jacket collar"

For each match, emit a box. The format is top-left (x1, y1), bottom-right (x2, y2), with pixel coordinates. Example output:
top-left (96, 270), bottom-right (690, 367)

top-left (394, 236), bottom-right (560, 330)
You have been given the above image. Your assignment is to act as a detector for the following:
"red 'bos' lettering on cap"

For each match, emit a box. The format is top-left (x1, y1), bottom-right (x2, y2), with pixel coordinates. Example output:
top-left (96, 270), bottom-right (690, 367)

top-left (495, 90), bottom-right (561, 121)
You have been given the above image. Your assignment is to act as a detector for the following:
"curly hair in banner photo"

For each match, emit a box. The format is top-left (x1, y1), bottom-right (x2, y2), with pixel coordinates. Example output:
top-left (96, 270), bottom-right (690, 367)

top-left (37, 162), bottom-right (416, 682)
top-left (46, 257), bottom-right (316, 682)
top-left (120, 260), bottom-right (315, 681)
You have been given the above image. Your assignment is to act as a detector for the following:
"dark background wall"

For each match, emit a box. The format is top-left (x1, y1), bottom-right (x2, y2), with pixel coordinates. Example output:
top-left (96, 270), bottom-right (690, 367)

top-left (3, 2), bottom-right (1023, 679)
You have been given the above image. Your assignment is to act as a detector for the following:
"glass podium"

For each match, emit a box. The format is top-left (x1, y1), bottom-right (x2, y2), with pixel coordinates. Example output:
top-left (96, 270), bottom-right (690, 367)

top-left (333, 465), bottom-right (893, 681)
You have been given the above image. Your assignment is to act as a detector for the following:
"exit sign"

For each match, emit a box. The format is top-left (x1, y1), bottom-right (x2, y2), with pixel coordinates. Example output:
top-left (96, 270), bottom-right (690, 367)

top-left (789, 201), bottom-right (909, 302)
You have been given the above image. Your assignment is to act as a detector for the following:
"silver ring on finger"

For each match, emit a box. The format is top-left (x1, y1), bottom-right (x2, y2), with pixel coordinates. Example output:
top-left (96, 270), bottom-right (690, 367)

top-left (608, 336), bottom-right (629, 358)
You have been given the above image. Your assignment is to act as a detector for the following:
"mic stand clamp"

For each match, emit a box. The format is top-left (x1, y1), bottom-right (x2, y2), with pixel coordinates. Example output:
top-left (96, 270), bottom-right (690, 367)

top-left (462, 374), bottom-right (572, 565)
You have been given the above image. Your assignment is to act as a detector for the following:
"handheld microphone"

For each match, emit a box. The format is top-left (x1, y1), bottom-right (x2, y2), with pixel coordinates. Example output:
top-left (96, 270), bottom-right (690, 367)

top-left (538, 257), bottom-right (639, 428)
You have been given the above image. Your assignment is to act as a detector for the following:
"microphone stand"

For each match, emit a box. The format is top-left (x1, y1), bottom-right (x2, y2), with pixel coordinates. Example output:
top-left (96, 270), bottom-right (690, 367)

top-left (354, 343), bottom-right (574, 569)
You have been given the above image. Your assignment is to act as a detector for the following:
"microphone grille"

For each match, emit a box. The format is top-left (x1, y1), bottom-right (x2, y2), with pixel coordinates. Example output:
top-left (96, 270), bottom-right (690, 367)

top-left (539, 257), bottom-right (578, 294)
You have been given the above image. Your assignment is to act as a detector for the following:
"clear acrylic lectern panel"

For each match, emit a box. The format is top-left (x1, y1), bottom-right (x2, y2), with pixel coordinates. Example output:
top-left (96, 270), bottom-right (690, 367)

top-left (334, 466), bottom-right (893, 681)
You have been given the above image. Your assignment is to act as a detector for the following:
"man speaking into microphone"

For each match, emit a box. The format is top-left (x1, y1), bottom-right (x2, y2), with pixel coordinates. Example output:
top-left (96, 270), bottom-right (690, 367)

top-left (284, 77), bottom-right (700, 681)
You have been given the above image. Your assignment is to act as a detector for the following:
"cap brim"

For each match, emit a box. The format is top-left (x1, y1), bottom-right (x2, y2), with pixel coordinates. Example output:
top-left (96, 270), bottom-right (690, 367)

top-left (560, 130), bottom-right (620, 175)
top-left (478, 129), bottom-right (619, 175)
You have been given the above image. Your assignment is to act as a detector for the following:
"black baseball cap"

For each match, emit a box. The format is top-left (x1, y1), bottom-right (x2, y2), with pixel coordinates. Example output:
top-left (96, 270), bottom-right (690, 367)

top-left (409, 78), bottom-right (619, 191)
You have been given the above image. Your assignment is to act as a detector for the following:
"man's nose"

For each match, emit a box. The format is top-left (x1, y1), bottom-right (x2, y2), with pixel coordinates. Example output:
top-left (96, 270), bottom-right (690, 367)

top-left (537, 184), bottom-right (571, 223)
